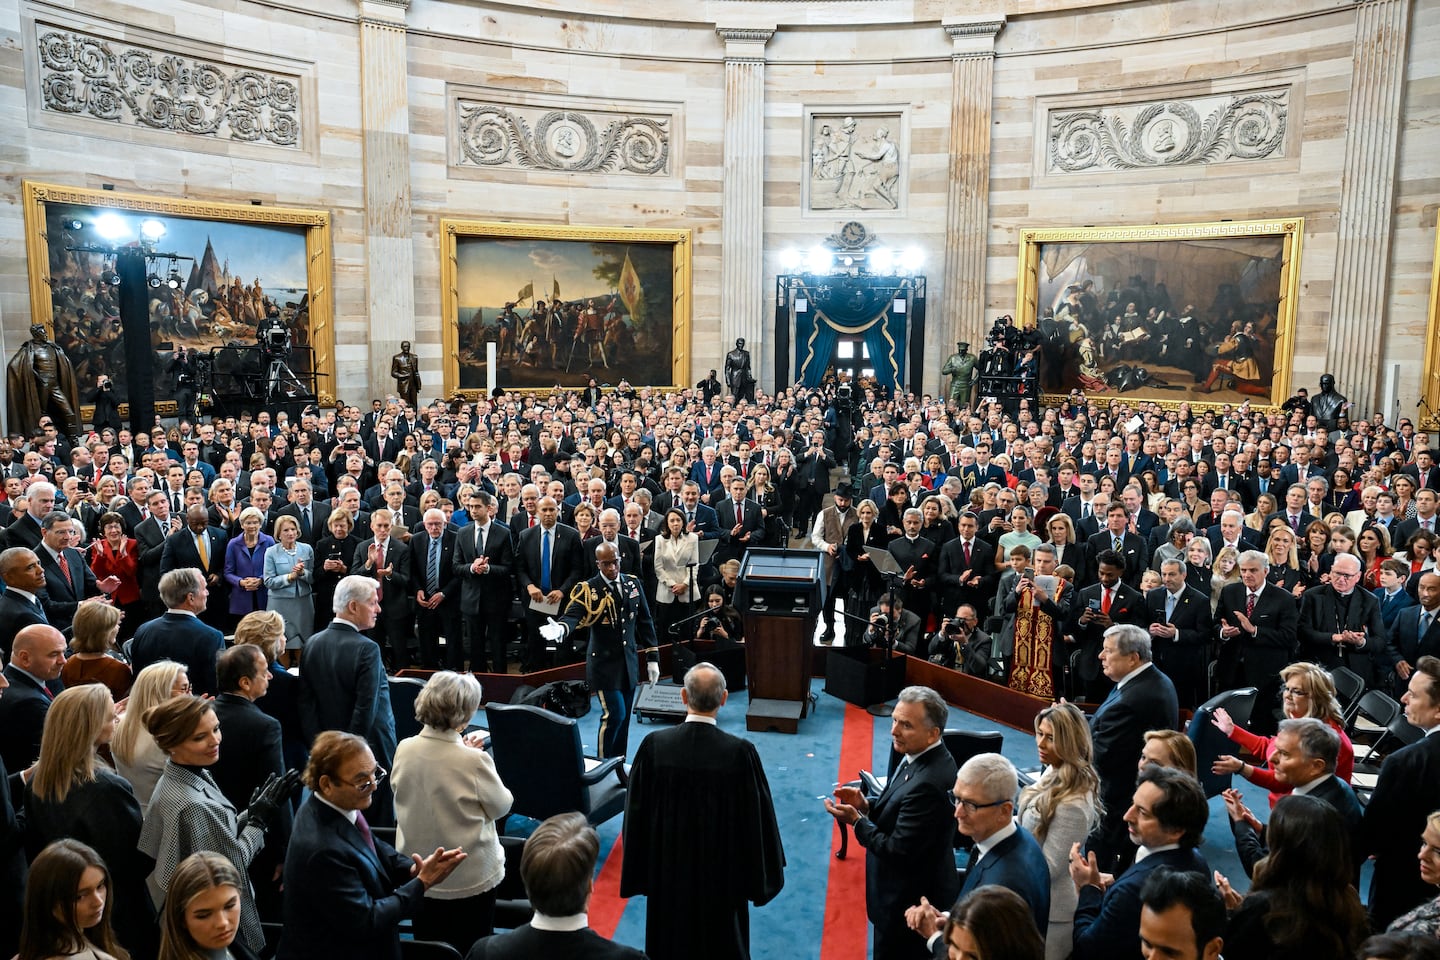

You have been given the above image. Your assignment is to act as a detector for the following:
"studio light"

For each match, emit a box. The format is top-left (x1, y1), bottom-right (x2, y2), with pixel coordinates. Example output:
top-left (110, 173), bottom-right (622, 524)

top-left (139, 219), bottom-right (167, 242)
top-left (805, 246), bottom-right (833, 274)
top-left (93, 213), bottom-right (130, 241)
top-left (778, 249), bottom-right (801, 270)
top-left (147, 274), bottom-right (163, 289)
top-left (901, 247), bottom-right (925, 271)
top-left (167, 271), bottom-right (183, 290)
top-left (62, 218), bottom-right (84, 231)
top-left (869, 248), bottom-right (895, 274)
top-left (102, 270), bottom-right (122, 286)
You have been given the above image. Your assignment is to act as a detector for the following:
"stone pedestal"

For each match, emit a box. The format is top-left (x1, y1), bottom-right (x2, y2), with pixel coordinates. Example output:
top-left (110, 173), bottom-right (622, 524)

top-left (1325, 0), bottom-right (1411, 414)
top-left (717, 27), bottom-right (773, 393)
top-left (938, 17), bottom-right (1005, 391)
top-left (359, 0), bottom-right (417, 402)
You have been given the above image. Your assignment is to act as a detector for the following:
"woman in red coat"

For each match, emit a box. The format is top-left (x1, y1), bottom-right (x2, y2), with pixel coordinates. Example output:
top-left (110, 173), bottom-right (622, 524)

top-left (88, 511), bottom-right (142, 638)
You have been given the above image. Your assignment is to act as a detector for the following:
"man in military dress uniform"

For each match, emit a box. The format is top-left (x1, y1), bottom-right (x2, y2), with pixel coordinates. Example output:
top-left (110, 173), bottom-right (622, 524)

top-left (542, 541), bottom-right (659, 760)
top-left (941, 342), bottom-right (976, 407)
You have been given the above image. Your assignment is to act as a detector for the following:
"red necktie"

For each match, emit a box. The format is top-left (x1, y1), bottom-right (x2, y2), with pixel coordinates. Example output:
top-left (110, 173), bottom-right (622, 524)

top-left (355, 812), bottom-right (377, 853)
top-left (1246, 592), bottom-right (1256, 619)
top-left (58, 552), bottom-right (72, 592)
top-left (736, 501), bottom-right (743, 525)
top-left (963, 541), bottom-right (972, 565)
top-left (1101, 588), bottom-right (1112, 616)
top-left (375, 542), bottom-right (385, 600)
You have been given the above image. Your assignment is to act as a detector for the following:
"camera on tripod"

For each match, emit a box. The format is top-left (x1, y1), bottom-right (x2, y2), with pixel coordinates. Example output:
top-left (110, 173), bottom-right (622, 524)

top-left (258, 316), bottom-right (290, 356)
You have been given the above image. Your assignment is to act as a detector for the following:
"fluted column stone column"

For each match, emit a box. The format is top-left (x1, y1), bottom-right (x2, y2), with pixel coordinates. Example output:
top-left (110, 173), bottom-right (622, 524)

top-left (1325, 0), bottom-right (1411, 413)
top-left (938, 16), bottom-right (1005, 393)
top-left (716, 27), bottom-right (773, 392)
top-left (358, 0), bottom-right (417, 400)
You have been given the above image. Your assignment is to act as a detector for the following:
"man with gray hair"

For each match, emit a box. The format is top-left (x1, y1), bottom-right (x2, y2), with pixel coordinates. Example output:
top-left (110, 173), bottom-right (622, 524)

top-left (0, 479), bottom-right (53, 550)
top-left (1215, 549), bottom-right (1298, 731)
top-left (36, 509), bottom-right (107, 636)
top-left (300, 574), bottom-right (398, 825)
top-left (1088, 623), bottom-right (1179, 875)
top-left (1145, 557), bottom-right (1213, 711)
top-left (622, 663), bottom-right (785, 960)
top-left (1297, 551), bottom-right (1392, 687)
top-left (826, 685), bottom-right (958, 960)
top-left (410, 507), bottom-right (460, 670)
top-left (130, 567), bottom-right (226, 697)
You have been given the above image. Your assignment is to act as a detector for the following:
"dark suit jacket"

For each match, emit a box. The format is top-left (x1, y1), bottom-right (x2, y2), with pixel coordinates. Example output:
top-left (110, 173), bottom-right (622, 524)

top-left (276, 501), bottom-right (333, 547)
top-left (583, 537), bottom-right (642, 579)
top-left (0, 591), bottom-right (48, 658)
top-left (1068, 583), bottom-right (1149, 687)
top-left (159, 524), bottom-right (229, 582)
top-left (1392, 603), bottom-right (1440, 667)
top-left (210, 693), bottom-right (290, 875)
top-left (887, 535), bottom-right (937, 612)
top-left (853, 745), bottom-right (960, 944)
top-left (937, 537), bottom-right (995, 615)
top-left (276, 797), bottom-right (423, 960)
top-left (0, 513), bottom-right (42, 551)
top-left (1362, 730), bottom-right (1440, 927)
top-left (958, 825), bottom-right (1051, 931)
top-left (408, 529), bottom-right (460, 610)
top-left (714, 496), bottom-right (766, 563)
top-left (129, 611), bottom-right (226, 697)
top-left (1090, 665), bottom-right (1179, 813)
top-left (349, 537), bottom-right (413, 621)
top-left (1085, 531), bottom-right (1148, 587)
top-left (37, 545), bottom-right (98, 633)
top-left (559, 572), bottom-right (658, 690)
top-left (0, 664), bottom-right (60, 772)
top-left (134, 515), bottom-right (173, 607)
top-left (1296, 585), bottom-right (1393, 685)
top-left (1215, 581), bottom-right (1299, 687)
top-left (466, 925), bottom-right (647, 960)
top-left (1071, 847), bottom-right (1209, 960)
top-left (298, 620), bottom-right (397, 773)
top-left (1204, 529), bottom-right (1259, 559)
top-left (1143, 586), bottom-right (1213, 648)
top-left (515, 523), bottom-right (585, 602)
top-left (454, 521), bottom-right (516, 616)
top-left (1231, 774), bottom-right (1363, 880)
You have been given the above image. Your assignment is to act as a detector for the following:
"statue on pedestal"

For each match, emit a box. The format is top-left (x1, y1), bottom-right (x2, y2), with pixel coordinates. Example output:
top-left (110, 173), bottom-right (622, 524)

top-left (940, 342), bottom-right (976, 406)
top-left (390, 341), bottom-right (421, 408)
top-left (1310, 373), bottom-right (1349, 429)
top-left (7, 323), bottom-right (79, 438)
top-left (724, 338), bottom-right (755, 403)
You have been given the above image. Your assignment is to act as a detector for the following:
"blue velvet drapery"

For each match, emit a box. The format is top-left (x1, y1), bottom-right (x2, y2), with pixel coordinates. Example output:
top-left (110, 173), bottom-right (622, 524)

top-left (793, 277), bottom-right (909, 392)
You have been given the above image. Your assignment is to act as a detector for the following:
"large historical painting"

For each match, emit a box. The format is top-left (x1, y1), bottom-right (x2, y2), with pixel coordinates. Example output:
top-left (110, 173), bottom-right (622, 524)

top-left (806, 111), bottom-right (904, 213)
top-left (1016, 220), bottom-right (1303, 407)
top-left (441, 221), bottom-right (691, 393)
top-left (22, 182), bottom-right (335, 408)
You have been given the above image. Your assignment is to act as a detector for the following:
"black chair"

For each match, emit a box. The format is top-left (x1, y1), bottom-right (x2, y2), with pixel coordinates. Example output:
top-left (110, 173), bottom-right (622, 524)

top-left (260, 921), bottom-right (283, 960)
top-left (1348, 688), bottom-right (1402, 746)
top-left (400, 940), bottom-right (463, 960)
top-left (944, 729), bottom-right (1003, 769)
top-left (1330, 665), bottom-right (1366, 724)
top-left (390, 677), bottom-right (428, 742)
top-left (1353, 709), bottom-right (1425, 803)
top-left (483, 702), bottom-right (628, 826)
top-left (492, 835), bottom-right (534, 931)
top-left (1187, 687), bottom-right (1258, 798)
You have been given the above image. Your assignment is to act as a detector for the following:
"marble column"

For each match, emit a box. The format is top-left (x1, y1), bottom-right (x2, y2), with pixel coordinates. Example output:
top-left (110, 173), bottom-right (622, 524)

top-left (1325, 0), bottom-right (1411, 414)
top-left (358, 0), bottom-right (417, 401)
top-left (716, 27), bottom-right (773, 392)
top-left (937, 17), bottom-right (1005, 396)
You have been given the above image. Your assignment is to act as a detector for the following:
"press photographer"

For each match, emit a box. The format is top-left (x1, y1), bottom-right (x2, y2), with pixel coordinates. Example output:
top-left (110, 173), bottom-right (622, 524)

top-left (864, 591), bottom-right (922, 655)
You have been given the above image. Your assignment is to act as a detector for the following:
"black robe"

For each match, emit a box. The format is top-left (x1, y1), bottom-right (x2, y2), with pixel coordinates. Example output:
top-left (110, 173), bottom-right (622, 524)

top-left (620, 720), bottom-right (785, 960)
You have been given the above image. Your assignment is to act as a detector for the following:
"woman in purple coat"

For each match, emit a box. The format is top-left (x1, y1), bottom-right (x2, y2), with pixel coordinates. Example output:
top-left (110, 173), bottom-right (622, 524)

top-left (224, 507), bottom-right (275, 628)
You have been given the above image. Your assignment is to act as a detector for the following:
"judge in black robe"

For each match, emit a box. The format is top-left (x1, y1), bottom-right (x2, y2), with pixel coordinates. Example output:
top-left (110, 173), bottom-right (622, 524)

top-left (619, 664), bottom-right (785, 960)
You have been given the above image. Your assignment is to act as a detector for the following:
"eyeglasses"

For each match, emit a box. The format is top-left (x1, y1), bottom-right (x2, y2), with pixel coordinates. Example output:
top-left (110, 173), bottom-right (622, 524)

top-left (173, 680), bottom-right (193, 695)
top-left (1331, 569), bottom-right (1361, 580)
top-left (954, 796), bottom-right (1008, 815)
top-left (348, 766), bottom-right (387, 792)
top-left (1282, 687), bottom-right (1310, 699)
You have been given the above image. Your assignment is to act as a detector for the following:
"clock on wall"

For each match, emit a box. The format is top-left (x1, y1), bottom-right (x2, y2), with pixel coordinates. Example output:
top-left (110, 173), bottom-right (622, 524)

top-left (838, 220), bottom-right (869, 249)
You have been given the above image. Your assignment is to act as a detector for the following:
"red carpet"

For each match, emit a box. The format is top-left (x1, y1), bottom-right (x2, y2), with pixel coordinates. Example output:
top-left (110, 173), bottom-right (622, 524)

top-left (590, 834), bottom-right (628, 937)
top-left (821, 704), bottom-right (876, 960)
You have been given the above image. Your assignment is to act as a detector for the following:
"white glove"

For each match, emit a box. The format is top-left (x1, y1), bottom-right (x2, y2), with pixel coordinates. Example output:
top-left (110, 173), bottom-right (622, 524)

top-left (647, 661), bottom-right (660, 685)
top-left (539, 617), bottom-right (566, 642)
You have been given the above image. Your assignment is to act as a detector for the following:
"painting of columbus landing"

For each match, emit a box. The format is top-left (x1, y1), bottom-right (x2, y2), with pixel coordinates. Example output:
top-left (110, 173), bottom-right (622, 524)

top-left (441, 221), bottom-right (692, 393)
top-left (22, 182), bottom-right (335, 408)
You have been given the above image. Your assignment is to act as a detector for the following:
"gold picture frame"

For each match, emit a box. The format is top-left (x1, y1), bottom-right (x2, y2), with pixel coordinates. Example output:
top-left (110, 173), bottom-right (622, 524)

top-left (440, 220), bottom-right (692, 396)
top-left (1016, 218), bottom-right (1303, 411)
top-left (1420, 225), bottom-right (1440, 431)
top-left (21, 180), bottom-right (336, 411)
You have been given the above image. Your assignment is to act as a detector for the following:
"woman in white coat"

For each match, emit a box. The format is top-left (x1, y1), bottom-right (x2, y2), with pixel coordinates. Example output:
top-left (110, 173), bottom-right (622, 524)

top-left (652, 507), bottom-right (699, 643)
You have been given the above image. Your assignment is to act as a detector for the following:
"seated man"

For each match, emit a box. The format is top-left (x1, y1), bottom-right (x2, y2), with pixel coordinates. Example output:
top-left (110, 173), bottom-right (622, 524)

top-left (866, 592), bottom-right (924, 655)
top-left (1068, 764), bottom-right (1210, 960)
top-left (465, 812), bottom-right (646, 960)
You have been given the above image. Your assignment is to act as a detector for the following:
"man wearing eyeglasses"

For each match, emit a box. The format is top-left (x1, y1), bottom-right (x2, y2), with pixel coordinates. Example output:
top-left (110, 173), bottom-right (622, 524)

top-left (1295, 553), bottom-right (1393, 688)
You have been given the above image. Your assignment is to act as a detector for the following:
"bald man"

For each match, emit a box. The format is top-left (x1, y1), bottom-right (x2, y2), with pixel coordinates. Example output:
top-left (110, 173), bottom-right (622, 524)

top-left (0, 623), bottom-right (65, 773)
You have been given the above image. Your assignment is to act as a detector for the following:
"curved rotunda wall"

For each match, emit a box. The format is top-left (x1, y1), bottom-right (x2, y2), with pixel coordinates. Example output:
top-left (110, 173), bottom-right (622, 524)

top-left (1, 0), bottom-right (1434, 410)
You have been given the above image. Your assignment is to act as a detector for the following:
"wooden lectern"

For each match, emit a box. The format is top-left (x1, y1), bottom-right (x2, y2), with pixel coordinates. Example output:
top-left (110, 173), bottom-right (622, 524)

top-left (734, 548), bottom-right (823, 733)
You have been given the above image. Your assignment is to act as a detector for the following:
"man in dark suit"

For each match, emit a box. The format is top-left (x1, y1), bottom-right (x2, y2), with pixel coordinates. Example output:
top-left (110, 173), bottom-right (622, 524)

top-left (1070, 765), bottom-right (1209, 960)
top-left (210, 644), bottom-right (288, 913)
top-left (35, 511), bottom-right (103, 637)
top-left (0, 547), bottom-right (51, 658)
top-left (0, 624), bottom-right (65, 774)
top-left (409, 508), bottom-right (461, 670)
top-left (1068, 550), bottom-right (1149, 702)
top-left (543, 540), bottom-right (658, 760)
top-left (299, 576), bottom-right (399, 826)
top-left (515, 496), bottom-right (585, 672)
top-left (466, 812), bottom-right (647, 960)
top-left (0, 480), bottom-right (51, 551)
top-left (1392, 572), bottom-right (1440, 693)
top-left (1085, 503), bottom-right (1148, 588)
top-left (1362, 655), bottom-right (1440, 928)
top-left (1296, 552), bottom-right (1393, 686)
top-left (619, 664), bottom-right (785, 960)
top-left (587, 509), bottom-right (642, 578)
top-left (1118, 487), bottom-right (1159, 541)
top-left (1087, 624), bottom-right (1180, 875)
top-left (1204, 510), bottom-right (1258, 559)
top-left (714, 476), bottom-right (764, 566)
top-left (278, 731), bottom-right (463, 960)
top-left (687, 447), bottom-right (724, 502)
top-left (276, 477), bottom-right (332, 548)
top-left (953, 754), bottom-right (1050, 925)
top-left (1146, 558), bottom-right (1215, 711)
top-left (937, 512), bottom-right (995, 616)
top-left (1214, 552), bottom-right (1298, 730)
top-left (1402, 449), bottom-right (1440, 491)
top-left (676, 482), bottom-right (720, 541)
top-left (349, 507), bottom-right (414, 670)
top-left (454, 491), bottom-right (515, 673)
top-left (825, 686), bottom-right (959, 960)
top-left (159, 505), bottom-right (230, 630)
top-left (134, 489), bottom-right (181, 616)
top-left (795, 430), bottom-right (836, 535)
top-left (129, 568), bottom-right (227, 697)
top-left (1263, 485), bottom-right (1317, 547)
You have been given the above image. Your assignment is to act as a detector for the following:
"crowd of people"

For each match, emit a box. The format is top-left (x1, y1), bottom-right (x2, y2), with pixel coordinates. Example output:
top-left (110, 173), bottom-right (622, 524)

top-left (0, 367), bottom-right (1439, 959)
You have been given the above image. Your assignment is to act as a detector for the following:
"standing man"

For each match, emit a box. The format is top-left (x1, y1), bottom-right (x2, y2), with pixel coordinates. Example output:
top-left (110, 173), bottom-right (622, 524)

top-left (300, 575), bottom-right (399, 826)
top-left (135, 489), bottom-right (181, 617)
top-left (277, 478), bottom-right (331, 549)
top-left (0, 548), bottom-right (50, 658)
top-left (1214, 551), bottom-right (1298, 731)
top-left (1145, 558), bottom-right (1214, 712)
top-left (715, 476), bottom-right (764, 567)
top-left (621, 663), bottom-right (786, 960)
top-left (1068, 550), bottom-right (1147, 702)
top-left (1137, 869), bottom-right (1226, 960)
top-left (349, 508), bottom-right (414, 670)
top-left (824, 686), bottom-right (959, 960)
top-left (795, 430), bottom-right (836, 537)
top-left (129, 569), bottom-right (226, 697)
top-left (809, 482), bottom-right (857, 642)
top-left (541, 541), bottom-right (658, 760)
top-left (453, 490), bottom-right (515, 674)
top-left (159, 504), bottom-right (230, 630)
top-left (36, 510), bottom-right (107, 636)
top-left (410, 508), bottom-right (461, 671)
top-left (515, 496), bottom-right (584, 672)
top-left (0, 623), bottom-right (66, 774)
top-left (1296, 552), bottom-right (1392, 687)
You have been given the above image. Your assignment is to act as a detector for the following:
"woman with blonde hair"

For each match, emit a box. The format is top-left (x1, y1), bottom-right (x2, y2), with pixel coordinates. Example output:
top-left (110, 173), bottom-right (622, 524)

top-left (1212, 660), bottom-right (1354, 808)
top-left (1017, 702), bottom-right (1102, 960)
top-left (1246, 493), bottom-right (1279, 536)
top-left (1139, 729), bottom-right (1198, 777)
top-left (60, 600), bottom-right (132, 700)
top-left (112, 660), bottom-right (191, 814)
top-left (1264, 526), bottom-right (1306, 596)
top-left (25, 685), bottom-right (155, 957)
top-left (262, 514), bottom-right (314, 666)
top-left (1211, 545), bottom-right (1242, 610)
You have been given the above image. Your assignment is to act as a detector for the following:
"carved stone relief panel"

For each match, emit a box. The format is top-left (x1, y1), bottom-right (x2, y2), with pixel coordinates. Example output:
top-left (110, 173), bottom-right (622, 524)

top-left (1046, 88), bottom-right (1289, 174)
top-left (451, 92), bottom-right (673, 178)
top-left (805, 109), bottom-right (907, 213)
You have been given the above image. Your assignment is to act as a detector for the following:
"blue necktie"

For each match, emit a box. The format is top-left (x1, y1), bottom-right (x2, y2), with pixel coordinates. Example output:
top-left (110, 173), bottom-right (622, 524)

top-left (427, 538), bottom-right (441, 594)
top-left (1095, 684), bottom-right (1121, 718)
top-left (1165, 593), bottom-right (1177, 623)
top-left (541, 528), bottom-right (552, 593)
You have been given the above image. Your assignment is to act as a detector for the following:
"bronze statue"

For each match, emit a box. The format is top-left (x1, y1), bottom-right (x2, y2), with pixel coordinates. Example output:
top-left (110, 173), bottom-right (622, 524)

top-left (7, 323), bottom-right (80, 438)
top-left (723, 337), bottom-right (755, 403)
top-left (1310, 373), bottom-right (1349, 429)
top-left (390, 340), bottom-right (421, 408)
top-left (940, 341), bottom-right (976, 406)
